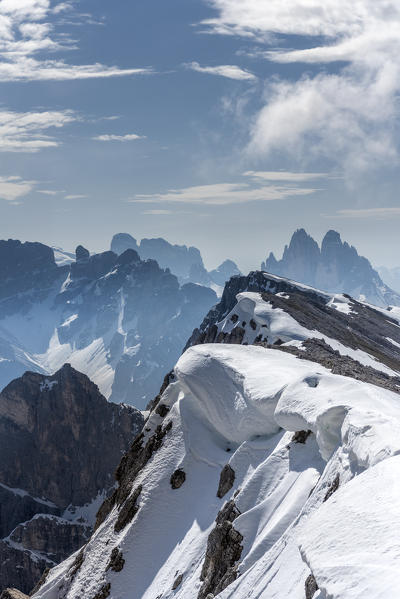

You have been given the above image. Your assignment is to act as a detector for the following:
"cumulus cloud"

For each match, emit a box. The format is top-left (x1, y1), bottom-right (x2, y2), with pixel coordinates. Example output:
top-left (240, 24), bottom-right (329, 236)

top-left (202, 0), bottom-right (400, 171)
top-left (0, 175), bottom-right (35, 202)
top-left (0, 109), bottom-right (76, 152)
top-left (187, 61), bottom-right (256, 81)
top-left (93, 134), bottom-right (145, 142)
top-left (0, 0), bottom-right (151, 81)
top-left (131, 171), bottom-right (321, 206)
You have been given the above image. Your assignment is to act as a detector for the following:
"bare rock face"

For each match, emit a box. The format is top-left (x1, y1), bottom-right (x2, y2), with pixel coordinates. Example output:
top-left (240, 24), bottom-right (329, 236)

top-left (0, 364), bottom-right (144, 594)
top-left (217, 465), bottom-right (235, 499)
top-left (0, 589), bottom-right (29, 599)
top-left (198, 501), bottom-right (243, 599)
top-left (0, 363), bottom-right (143, 510)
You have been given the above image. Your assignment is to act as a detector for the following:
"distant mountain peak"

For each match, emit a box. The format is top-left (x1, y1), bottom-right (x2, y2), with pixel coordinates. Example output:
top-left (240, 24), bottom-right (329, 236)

top-left (262, 229), bottom-right (400, 308)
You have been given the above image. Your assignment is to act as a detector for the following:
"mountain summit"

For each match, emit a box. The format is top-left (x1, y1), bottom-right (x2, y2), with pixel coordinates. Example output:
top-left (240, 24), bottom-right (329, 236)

top-left (262, 229), bottom-right (400, 307)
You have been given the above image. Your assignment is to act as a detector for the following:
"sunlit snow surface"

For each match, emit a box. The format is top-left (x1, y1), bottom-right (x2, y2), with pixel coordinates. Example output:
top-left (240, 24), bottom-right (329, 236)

top-left (34, 341), bottom-right (400, 599)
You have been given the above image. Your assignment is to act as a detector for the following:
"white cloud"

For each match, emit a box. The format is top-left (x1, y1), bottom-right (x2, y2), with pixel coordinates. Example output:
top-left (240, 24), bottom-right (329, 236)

top-left (244, 170), bottom-right (329, 182)
top-left (93, 134), bottom-right (145, 142)
top-left (0, 175), bottom-right (35, 202)
top-left (0, 109), bottom-right (76, 152)
top-left (36, 189), bottom-right (60, 195)
top-left (142, 209), bottom-right (173, 215)
top-left (333, 207), bottom-right (400, 219)
top-left (64, 194), bottom-right (87, 199)
top-left (0, 0), bottom-right (151, 81)
top-left (187, 61), bottom-right (256, 81)
top-left (202, 0), bottom-right (400, 172)
top-left (131, 172), bottom-right (320, 206)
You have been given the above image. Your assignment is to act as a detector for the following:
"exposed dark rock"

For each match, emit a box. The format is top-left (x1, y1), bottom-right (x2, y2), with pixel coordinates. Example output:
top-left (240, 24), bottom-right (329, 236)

top-left (0, 541), bottom-right (49, 595)
top-left (0, 590), bottom-right (29, 599)
top-left (29, 568), bottom-right (50, 596)
top-left (114, 485), bottom-right (142, 533)
top-left (217, 465), bottom-right (235, 499)
top-left (230, 314), bottom-right (238, 323)
top-left (170, 469), bottom-right (186, 489)
top-left (106, 547), bottom-right (125, 572)
top-left (68, 548), bottom-right (85, 580)
top-left (324, 474), bottom-right (340, 502)
top-left (0, 365), bottom-right (143, 594)
top-left (0, 485), bottom-right (60, 539)
top-left (9, 516), bottom-right (91, 565)
top-left (292, 430), bottom-right (312, 444)
top-left (198, 501), bottom-right (243, 599)
top-left (172, 573), bottom-right (183, 590)
top-left (92, 583), bottom-right (111, 599)
top-left (155, 404), bottom-right (170, 418)
top-left (186, 271), bottom-right (400, 395)
top-left (0, 364), bottom-right (143, 509)
top-left (96, 420), bottom-right (172, 530)
top-left (305, 573), bottom-right (319, 599)
top-left (75, 245), bottom-right (89, 262)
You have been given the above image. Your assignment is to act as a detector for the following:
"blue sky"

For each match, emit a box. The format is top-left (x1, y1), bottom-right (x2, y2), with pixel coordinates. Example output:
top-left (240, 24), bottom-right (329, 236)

top-left (1, 0), bottom-right (400, 271)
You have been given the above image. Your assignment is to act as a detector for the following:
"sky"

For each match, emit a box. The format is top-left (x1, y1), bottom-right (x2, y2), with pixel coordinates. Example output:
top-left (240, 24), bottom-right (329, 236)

top-left (1, 0), bottom-right (400, 272)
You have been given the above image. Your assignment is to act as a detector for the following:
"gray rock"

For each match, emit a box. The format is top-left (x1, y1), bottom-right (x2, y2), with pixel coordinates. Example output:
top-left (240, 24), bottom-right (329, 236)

top-left (217, 465), bottom-right (235, 499)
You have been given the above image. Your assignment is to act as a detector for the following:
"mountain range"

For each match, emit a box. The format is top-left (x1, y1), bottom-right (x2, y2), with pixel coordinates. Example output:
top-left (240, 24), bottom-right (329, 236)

top-left (28, 270), bottom-right (400, 599)
top-left (262, 229), bottom-right (400, 307)
top-left (0, 239), bottom-right (217, 409)
top-left (110, 233), bottom-right (241, 291)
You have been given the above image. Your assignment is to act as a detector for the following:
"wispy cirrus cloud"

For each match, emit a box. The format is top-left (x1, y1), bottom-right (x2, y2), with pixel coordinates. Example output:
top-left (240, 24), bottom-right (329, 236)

top-left (186, 61), bottom-right (256, 81)
top-left (332, 207), bottom-right (400, 219)
top-left (0, 109), bottom-right (76, 152)
top-left (93, 133), bottom-right (146, 142)
top-left (202, 0), bottom-right (400, 172)
top-left (130, 170), bottom-right (322, 206)
top-left (0, 175), bottom-right (36, 202)
top-left (0, 0), bottom-right (152, 81)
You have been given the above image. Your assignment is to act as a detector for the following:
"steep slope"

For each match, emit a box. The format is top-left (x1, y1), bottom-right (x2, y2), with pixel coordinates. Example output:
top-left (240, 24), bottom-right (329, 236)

top-left (378, 265), bottom-right (400, 294)
top-left (262, 229), bottom-right (400, 307)
top-left (32, 273), bottom-right (400, 599)
top-left (0, 240), bottom-right (216, 409)
top-left (0, 364), bottom-right (143, 594)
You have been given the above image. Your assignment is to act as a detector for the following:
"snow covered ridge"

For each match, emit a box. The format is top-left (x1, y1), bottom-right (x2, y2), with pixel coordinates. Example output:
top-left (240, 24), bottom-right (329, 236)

top-left (32, 340), bottom-right (400, 599)
top-left (187, 271), bottom-right (400, 386)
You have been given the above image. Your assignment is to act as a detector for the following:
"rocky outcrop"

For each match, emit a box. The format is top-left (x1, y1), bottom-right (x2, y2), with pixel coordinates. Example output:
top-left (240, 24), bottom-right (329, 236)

top-left (261, 229), bottom-right (400, 307)
top-left (111, 233), bottom-right (139, 255)
top-left (209, 260), bottom-right (241, 287)
top-left (186, 271), bottom-right (400, 390)
top-left (0, 590), bottom-right (29, 599)
top-left (0, 365), bottom-right (143, 594)
top-left (198, 501), bottom-right (243, 599)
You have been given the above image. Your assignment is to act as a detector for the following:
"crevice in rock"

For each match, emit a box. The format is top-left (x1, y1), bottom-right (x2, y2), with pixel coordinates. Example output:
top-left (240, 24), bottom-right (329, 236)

top-left (217, 465), bottom-right (235, 499)
top-left (198, 501), bottom-right (243, 599)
